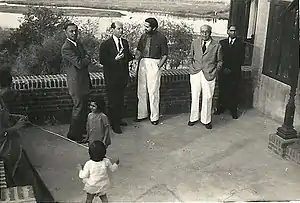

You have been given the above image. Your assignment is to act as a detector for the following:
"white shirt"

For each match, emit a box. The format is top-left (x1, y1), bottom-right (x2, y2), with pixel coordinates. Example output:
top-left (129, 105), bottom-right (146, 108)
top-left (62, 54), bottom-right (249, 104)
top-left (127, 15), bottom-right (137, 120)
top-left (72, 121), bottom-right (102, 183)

top-left (113, 35), bottom-right (123, 52)
top-left (229, 37), bottom-right (236, 45)
top-left (79, 158), bottom-right (118, 194)
top-left (202, 39), bottom-right (211, 47)
top-left (202, 39), bottom-right (211, 52)
top-left (67, 38), bottom-right (77, 47)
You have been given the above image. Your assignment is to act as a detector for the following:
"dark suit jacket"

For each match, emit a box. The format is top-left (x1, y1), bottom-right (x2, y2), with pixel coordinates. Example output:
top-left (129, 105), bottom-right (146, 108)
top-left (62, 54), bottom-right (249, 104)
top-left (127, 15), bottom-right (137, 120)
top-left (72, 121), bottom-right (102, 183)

top-left (189, 38), bottom-right (223, 81)
top-left (219, 37), bottom-right (245, 80)
top-left (61, 39), bottom-right (91, 97)
top-left (99, 37), bottom-right (133, 87)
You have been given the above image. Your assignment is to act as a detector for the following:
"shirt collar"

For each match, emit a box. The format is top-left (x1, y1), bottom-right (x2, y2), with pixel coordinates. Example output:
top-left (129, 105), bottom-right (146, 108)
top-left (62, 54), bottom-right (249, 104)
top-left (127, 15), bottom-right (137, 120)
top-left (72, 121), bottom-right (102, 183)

top-left (67, 38), bottom-right (77, 47)
top-left (113, 35), bottom-right (121, 42)
top-left (229, 37), bottom-right (236, 43)
top-left (203, 39), bottom-right (211, 46)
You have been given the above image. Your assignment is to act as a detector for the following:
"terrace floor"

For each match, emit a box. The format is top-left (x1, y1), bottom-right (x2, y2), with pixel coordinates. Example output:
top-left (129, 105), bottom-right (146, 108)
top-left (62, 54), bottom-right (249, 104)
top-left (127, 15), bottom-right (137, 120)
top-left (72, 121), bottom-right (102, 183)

top-left (20, 109), bottom-right (300, 202)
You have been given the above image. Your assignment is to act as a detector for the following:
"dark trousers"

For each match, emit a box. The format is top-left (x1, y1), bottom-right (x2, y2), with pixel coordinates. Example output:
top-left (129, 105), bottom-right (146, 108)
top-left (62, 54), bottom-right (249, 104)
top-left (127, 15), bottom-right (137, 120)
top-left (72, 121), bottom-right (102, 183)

top-left (106, 82), bottom-right (126, 127)
top-left (217, 75), bottom-right (240, 115)
top-left (67, 94), bottom-right (89, 141)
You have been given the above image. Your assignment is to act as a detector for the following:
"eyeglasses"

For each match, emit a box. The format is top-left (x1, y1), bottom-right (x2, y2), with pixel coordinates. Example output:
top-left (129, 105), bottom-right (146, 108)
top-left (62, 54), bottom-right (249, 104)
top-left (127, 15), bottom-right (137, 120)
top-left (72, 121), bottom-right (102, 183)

top-left (200, 30), bottom-right (211, 34)
top-left (89, 104), bottom-right (97, 108)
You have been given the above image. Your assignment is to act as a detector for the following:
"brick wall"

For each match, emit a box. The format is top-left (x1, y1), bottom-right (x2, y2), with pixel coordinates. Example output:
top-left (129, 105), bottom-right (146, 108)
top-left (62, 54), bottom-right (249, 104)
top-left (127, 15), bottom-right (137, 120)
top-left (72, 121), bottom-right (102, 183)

top-left (5, 68), bottom-right (253, 124)
top-left (0, 160), bottom-right (6, 189)
top-left (0, 185), bottom-right (36, 203)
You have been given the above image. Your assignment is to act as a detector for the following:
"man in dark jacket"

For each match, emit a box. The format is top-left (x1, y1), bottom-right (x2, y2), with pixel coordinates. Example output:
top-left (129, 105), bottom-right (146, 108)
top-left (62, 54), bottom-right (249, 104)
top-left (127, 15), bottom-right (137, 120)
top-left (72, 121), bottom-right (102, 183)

top-left (215, 25), bottom-right (245, 119)
top-left (61, 22), bottom-right (91, 143)
top-left (99, 21), bottom-right (134, 134)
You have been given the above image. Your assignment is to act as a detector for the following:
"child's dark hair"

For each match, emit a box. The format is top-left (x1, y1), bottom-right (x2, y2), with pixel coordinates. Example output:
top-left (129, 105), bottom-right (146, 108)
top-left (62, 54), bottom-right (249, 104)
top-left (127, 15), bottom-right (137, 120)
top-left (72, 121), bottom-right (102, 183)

top-left (88, 141), bottom-right (106, 162)
top-left (91, 95), bottom-right (106, 113)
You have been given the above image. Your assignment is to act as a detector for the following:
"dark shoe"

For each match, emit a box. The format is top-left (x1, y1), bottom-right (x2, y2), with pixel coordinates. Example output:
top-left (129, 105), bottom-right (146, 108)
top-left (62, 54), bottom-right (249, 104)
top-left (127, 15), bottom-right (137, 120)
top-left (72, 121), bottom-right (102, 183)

top-left (231, 110), bottom-right (238, 119)
top-left (120, 120), bottom-right (128, 126)
top-left (232, 114), bottom-right (238, 119)
top-left (213, 108), bottom-right (225, 115)
top-left (151, 120), bottom-right (159, 125)
top-left (203, 122), bottom-right (212, 129)
top-left (188, 120), bottom-right (198, 126)
top-left (112, 125), bottom-right (122, 134)
top-left (134, 117), bottom-right (148, 122)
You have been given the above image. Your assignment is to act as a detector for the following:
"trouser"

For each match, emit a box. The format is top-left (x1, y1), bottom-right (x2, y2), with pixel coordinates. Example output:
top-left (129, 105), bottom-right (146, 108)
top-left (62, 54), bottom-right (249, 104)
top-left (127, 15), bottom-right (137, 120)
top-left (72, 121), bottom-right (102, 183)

top-left (190, 70), bottom-right (216, 124)
top-left (106, 80), bottom-right (126, 127)
top-left (67, 93), bottom-right (89, 141)
top-left (137, 58), bottom-right (161, 122)
top-left (217, 74), bottom-right (240, 114)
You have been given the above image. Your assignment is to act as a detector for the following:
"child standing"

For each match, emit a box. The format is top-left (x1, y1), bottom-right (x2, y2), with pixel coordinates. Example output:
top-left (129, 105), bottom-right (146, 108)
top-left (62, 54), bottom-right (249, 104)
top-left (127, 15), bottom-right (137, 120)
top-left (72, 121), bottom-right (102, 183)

top-left (86, 97), bottom-right (111, 148)
top-left (77, 141), bottom-right (119, 203)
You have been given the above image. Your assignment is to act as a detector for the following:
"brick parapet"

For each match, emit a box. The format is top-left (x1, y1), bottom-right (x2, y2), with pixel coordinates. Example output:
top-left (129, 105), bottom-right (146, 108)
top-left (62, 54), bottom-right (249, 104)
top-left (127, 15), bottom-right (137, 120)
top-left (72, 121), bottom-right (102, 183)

top-left (8, 68), bottom-right (253, 123)
top-left (268, 133), bottom-right (300, 165)
top-left (0, 160), bottom-right (6, 189)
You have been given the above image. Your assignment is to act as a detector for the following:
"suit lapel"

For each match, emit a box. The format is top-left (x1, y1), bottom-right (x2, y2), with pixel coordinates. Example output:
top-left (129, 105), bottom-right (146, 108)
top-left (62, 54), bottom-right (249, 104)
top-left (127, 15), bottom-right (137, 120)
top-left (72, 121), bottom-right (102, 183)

top-left (66, 39), bottom-right (82, 56)
top-left (109, 37), bottom-right (118, 54)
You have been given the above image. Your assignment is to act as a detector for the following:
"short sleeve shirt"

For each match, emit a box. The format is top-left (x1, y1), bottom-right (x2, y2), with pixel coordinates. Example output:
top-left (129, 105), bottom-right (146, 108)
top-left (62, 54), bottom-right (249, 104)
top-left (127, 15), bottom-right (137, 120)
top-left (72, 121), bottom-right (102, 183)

top-left (137, 31), bottom-right (168, 59)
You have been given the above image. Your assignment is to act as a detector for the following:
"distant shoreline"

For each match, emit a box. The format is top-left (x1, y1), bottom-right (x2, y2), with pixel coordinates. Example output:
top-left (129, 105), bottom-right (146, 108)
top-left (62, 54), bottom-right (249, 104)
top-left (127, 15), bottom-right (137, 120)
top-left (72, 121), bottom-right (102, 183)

top-left (0, 1), bottom-right (229, 19)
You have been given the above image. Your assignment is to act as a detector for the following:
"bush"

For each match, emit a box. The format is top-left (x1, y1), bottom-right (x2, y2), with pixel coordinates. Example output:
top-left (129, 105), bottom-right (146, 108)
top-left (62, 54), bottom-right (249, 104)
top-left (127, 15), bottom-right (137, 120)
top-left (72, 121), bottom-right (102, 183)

top-left (159, 20), bottom-right (194, 68)
top-left (1, 7), bottom-right (194, 75)
top-left (98, 20), bottom-right (194, 69)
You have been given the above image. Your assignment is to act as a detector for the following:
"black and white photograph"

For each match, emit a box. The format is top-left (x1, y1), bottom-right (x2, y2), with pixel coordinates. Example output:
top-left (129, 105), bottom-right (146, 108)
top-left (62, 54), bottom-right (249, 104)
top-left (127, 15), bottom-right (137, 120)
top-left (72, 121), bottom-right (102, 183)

top-left (0, 0), bottom-right (299, 202)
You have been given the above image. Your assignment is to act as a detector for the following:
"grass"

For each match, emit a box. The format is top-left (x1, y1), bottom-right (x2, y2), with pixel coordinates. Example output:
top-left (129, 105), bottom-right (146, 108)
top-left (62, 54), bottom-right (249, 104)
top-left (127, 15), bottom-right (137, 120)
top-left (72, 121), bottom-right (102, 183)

top-left (2, 0), bottom-right (230, 19)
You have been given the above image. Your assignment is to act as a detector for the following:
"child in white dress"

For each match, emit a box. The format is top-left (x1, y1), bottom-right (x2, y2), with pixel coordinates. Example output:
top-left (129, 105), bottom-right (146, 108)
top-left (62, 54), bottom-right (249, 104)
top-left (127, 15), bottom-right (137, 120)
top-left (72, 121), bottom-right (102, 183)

top-left (77, 141), bottom-right (119, 203)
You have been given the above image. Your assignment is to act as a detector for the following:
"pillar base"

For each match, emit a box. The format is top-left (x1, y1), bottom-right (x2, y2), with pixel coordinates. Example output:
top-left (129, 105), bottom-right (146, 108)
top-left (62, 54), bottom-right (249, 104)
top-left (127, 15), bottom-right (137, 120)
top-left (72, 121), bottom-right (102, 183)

top-left (276, 126), bottom-right (298, 139)
top-left (268, 133), bottom-right (300, 165)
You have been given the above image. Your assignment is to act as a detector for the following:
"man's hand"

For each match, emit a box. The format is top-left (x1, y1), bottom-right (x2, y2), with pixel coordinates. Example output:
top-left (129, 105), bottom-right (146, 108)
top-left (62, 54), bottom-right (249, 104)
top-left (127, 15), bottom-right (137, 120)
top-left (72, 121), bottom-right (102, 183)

top-left (12, 117), bottom-right (27, 131)
top-left (115, 158), bottom-right (120, 165)
top-left (115, 48), bottom-right (125, 61)
top-left (223, 68), bottom-right (232, 74)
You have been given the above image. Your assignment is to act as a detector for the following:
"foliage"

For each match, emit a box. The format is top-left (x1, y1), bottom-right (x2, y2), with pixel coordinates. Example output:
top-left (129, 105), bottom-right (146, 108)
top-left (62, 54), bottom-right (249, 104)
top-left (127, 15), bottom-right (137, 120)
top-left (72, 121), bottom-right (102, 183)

top-left (159, 20), bottom-right (194, 68)
top-left (0, 6), bottom-right (194, 75)
top-left (98, 20), bottom-right (194, 69)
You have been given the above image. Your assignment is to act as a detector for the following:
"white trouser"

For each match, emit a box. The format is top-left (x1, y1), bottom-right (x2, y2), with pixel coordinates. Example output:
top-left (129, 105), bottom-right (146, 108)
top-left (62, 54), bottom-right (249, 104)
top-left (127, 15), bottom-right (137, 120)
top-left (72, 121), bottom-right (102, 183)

top-left (137, 58), bottom-right (161, 121)
top-left (190, 70), bottom-right (216, 124)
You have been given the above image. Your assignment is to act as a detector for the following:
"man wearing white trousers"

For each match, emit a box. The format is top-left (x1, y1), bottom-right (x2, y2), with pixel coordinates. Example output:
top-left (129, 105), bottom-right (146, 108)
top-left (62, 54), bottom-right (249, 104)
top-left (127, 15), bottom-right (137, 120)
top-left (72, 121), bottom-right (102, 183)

top-left (135, 17), bottom-right (168, 125)
top-left (188, 25), bottom-right (223, 129)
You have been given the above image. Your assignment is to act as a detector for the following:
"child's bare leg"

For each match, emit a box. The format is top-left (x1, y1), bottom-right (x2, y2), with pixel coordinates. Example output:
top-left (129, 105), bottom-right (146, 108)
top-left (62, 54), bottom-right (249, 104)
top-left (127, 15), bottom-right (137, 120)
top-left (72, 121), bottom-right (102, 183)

top-left (99, 194), bottom-right (108, 203)
top-left (85, 193), bottom-right (95, 203)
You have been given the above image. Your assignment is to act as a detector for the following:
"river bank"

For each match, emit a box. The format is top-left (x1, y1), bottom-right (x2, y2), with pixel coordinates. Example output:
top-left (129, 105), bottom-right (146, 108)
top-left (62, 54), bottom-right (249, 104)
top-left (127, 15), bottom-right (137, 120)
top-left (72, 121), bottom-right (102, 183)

top-left (0, 5), bottom-right (124, 17)
top-left (0, 0), bottom-right (229, 19)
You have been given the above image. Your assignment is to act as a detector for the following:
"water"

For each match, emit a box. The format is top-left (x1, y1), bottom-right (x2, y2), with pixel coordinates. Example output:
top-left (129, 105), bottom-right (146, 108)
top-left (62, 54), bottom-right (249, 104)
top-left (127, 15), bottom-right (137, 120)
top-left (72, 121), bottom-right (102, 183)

top-left (0, 3), bottom-right (228, 37)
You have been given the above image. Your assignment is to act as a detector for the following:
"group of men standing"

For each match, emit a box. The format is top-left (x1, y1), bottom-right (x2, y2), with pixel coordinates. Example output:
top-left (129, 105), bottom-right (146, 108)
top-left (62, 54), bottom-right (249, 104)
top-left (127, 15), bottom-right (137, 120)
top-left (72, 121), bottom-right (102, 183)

top-left (61, 18), bottom-right (245, 143)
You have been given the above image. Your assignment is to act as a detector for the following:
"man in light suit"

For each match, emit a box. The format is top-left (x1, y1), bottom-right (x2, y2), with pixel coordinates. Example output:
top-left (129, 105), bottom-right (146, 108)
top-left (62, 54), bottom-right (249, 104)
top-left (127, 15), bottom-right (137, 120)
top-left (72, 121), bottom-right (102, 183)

top-left (99, 22), bottom-right (134, 134)
top-left (188, 25), bottom-right (223, 129)
top-left (61, 22), bottom-right (91, 143)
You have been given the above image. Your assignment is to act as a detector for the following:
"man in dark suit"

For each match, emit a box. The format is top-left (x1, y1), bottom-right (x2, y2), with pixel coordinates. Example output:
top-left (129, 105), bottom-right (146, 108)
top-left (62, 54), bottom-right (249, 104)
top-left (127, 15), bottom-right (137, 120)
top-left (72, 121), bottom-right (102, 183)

top-left (99, 21), bottom-right (134, 134)
top-left (61, 22), bottom-right (91, 143)
top-left (214, 25), bottom-right (245, 119)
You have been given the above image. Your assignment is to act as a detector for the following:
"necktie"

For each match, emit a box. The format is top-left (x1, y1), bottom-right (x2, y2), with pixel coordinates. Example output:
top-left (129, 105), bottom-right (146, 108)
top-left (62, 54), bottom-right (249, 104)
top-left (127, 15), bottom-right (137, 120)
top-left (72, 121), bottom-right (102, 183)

top-left (118, 38), bottom-right (122, 52)
top-left (202, 41), bottom-right (207, 53)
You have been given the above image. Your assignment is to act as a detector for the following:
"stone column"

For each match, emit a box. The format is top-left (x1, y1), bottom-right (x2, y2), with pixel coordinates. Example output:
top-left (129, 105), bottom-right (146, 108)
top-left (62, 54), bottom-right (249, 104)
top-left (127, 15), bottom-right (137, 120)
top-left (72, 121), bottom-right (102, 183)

top-left (247, 0), bottom-right (258, 38)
